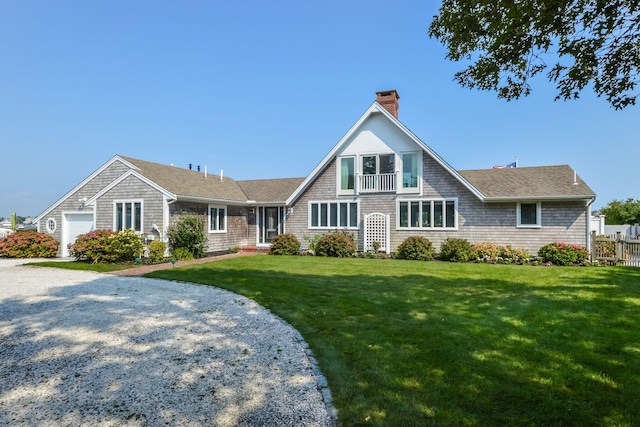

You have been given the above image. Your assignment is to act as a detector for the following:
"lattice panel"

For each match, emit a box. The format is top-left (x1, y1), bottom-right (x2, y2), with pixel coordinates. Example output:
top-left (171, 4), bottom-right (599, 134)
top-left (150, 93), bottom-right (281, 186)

top-left (364, 213), bottom-right (390, 254)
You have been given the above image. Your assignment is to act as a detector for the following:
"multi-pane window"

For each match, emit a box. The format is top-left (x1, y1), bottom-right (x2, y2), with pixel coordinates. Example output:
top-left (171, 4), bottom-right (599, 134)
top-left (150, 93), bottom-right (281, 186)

top-left (517, 202), bottom-right (541, 227)
top-left (115, 201), bottom-right (142, 232)
top-left (209, 205), bottom-right (226, 232)
top-left (309, 201), bottom-right (358, 229)
top-left (363, 154), bottom-right (394, 175)
top-left (46, 218), bottom-right (57, 234)
top-left (398, 199), bottom-right (456, 229)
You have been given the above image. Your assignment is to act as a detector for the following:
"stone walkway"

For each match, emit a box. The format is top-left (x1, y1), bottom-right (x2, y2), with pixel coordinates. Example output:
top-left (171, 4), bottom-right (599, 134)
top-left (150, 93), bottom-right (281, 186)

top-left (110, 249), bottom-right (260, 277)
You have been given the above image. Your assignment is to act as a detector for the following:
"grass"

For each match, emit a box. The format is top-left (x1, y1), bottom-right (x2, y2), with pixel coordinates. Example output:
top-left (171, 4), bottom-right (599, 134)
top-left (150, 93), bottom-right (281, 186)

top-left (26, 260), bottom-right (136, 273)
top-left (144, 256), bottom-right (640, 426)
top-left (33, 255), bottom-right (639, 425)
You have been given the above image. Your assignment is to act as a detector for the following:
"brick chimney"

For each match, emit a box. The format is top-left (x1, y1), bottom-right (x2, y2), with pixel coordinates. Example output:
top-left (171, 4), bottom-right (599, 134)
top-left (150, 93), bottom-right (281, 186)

top-left (375, 90), bottom-right (400, 118)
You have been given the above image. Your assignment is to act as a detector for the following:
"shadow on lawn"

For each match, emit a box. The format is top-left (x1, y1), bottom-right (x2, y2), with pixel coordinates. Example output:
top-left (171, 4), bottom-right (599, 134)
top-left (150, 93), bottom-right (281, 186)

top-left (149, 261), bottom-right (640, 426)
top-left (0, 273), bottom-right (329, 426)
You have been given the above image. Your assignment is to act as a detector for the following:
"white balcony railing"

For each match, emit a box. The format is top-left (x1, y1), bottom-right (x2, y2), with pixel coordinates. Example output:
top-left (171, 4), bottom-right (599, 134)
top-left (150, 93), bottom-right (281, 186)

top-left (357, 173), bottom-right (396, 194)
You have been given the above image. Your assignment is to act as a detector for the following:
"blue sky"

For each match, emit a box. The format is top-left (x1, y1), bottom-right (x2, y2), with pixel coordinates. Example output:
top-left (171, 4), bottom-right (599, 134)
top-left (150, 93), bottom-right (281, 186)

top-left (1, 1), bottom-right (637, 219)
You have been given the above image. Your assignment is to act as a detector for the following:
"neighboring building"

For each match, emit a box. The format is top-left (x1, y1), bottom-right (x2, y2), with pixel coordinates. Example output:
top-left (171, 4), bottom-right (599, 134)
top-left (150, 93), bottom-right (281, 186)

top-left (34, 90), bottom-right (596, 257)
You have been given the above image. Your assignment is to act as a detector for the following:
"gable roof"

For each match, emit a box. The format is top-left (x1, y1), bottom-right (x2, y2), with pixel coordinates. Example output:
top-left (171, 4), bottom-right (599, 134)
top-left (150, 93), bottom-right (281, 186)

top-left (286, 101), bottom-right (485, 204)
top-left (459, 165), bottom-right (596, 201)
top-left (237, 178), bottom-right (305, 204)
top-left (120, 156), bottom-right (249, 203)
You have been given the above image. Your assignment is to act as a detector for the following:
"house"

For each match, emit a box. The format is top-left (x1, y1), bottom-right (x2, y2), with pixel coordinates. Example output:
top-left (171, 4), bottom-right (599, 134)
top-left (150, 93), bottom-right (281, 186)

top-left (34, 90), bottom-right (596, 257)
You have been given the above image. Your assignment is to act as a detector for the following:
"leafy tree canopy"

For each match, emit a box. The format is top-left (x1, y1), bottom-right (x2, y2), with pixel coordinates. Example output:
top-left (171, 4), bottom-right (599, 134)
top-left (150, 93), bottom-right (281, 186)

top-left (429, 0), bottom-right (640, 109)
top-left (599, 198), bottom-right (640, 224)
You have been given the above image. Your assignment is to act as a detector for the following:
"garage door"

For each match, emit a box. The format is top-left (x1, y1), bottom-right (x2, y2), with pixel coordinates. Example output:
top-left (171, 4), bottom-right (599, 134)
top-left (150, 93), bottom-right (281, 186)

top-left (62, 213), bottom-right (95, 257)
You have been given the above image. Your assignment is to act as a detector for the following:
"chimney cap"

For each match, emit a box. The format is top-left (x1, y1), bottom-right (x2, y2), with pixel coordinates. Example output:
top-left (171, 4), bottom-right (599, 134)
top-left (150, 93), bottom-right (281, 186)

top-left (375, 89), bottom-right (400, 99)
top-left (375, 89), bottom-right (400, 118)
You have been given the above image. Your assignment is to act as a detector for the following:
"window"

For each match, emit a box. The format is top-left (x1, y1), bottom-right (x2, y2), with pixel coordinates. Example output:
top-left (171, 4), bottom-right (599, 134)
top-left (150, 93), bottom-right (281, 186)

top-left (309, 201), bottom-right (358, 229)
top-left (115, 200), bottom-right (142, 232)
top-left (363, 154), bottom-right (394, 175)
top-left (402, 152), bottom-right (419, 189)
top-left (46, 218), bottom-right (57, 234)
top-left (517, 202), bottom-right (541, 227)
top-left (398, 199), bottom-right (457, 229)
top-left (209, 205), bottom-right (227, 232)
top-left (340, 157), bottom-right (355, 191)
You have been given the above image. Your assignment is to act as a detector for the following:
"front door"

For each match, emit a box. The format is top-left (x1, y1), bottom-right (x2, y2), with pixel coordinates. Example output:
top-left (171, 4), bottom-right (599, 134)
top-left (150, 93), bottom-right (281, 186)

top-left (258, 206), bottom-right (283, 244)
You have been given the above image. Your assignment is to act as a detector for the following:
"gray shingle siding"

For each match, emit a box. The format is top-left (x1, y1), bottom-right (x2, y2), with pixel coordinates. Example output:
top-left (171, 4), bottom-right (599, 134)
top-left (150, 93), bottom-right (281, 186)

top-left (96, 174), bottom-right (165, 232)
top-left (168, 202), bottom-right (250, 253)
top-left (287, 153), bottom-right (590, 254)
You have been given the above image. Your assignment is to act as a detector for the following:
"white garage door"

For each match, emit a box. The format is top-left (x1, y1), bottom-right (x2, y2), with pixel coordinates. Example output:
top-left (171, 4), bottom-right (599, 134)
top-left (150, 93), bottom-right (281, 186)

top-left (62, 213), bottom-right (95, 257)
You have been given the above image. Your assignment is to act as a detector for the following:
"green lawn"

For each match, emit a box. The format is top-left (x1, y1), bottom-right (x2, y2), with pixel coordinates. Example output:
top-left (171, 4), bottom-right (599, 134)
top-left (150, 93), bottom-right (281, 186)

top-left (26, 260), bottom-right (136, 273)
top-left (147, 256), bottom-right (640, 426)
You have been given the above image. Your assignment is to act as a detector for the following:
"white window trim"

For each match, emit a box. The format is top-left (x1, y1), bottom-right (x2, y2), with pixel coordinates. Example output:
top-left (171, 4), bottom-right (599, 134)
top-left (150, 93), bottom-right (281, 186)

top-left (517, 202), bottom-right (542, 228)
top-left (46, 218), bottom-right (57, 234)
top-left (113, 199), bottom-right (143, 232)
top-left (208, 204), bottom-right (227, 233)
top-left (397, 151), bottom-right (422, 195)
top-left (336, 155), bottom-right (356, 196)
top-left (396, 198), bottom-right (458, 230)
top-left (308, 200), bottom-right (360, 230)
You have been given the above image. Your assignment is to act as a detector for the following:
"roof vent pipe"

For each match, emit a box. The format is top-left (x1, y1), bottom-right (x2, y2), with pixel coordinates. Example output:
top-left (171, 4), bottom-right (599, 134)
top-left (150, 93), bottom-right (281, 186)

top-left (220, 169), bottom-right (223, 182)
top-left (204, 165), bottom-right (207, 178)
top-left (189, 163), bottom-right (192, 170)
top-left (573, 170), bottom-right (578, 185)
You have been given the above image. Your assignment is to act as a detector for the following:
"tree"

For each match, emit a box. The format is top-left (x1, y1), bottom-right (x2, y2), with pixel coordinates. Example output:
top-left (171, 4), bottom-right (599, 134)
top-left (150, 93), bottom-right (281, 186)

top-left (429, 0), bottom-right (640, 109)
top-left (599, 198), bottom-right (640, 224)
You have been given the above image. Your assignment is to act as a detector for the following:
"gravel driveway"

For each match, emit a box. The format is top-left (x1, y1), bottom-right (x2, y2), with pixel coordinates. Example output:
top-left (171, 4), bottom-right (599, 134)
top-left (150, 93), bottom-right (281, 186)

top-left (0, 259), bottom-right (335, 426)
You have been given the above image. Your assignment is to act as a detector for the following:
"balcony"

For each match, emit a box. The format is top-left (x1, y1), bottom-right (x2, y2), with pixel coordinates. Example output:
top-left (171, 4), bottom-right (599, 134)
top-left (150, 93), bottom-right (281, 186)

top-left (357, 173), bottom-right (396, 194)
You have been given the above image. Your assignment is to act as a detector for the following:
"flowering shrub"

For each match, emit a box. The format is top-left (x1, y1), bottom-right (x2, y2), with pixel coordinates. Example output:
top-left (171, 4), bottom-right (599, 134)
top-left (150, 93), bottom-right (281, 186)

top-left (537, 242), bottom-right (589, 266)
top-left (167, 215), bottom-right (207, 259)
top-left (499, 245), bottom-right (530, 264)
top-left (439, 238), bottom-right (476, 262)
top-left (269, 233), bottom-right (301, 255)
top-left (68, 229), bottom-right (143, 263)
top-left (68, 230), bottom-right (117, 263)
top-left (395, 236), bottom-right (435, 261)
top-left (0, 230), bottom-right (59, 258)
top-left (315, 230), bottom-right (356, 257)
top-left (148, 240), bottom-right (167, 264)
top-left (472, 242), bottom-right (501, 261)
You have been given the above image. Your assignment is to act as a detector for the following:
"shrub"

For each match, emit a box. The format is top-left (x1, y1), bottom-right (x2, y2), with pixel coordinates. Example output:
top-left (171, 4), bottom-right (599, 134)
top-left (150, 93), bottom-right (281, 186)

top-left (230, 246), bottom-right (241, 253)
top-left (0, 230), bottom-right (59, 258)
top-left (315, 230), bottom-right (357, 258)
top-left (439, 237), bottom-right (476, 262)
top-left (269, 233), bottom-right (301, 255)
top-left (68, 229), bottom-right (143, 263)
top-left (167, 215), bottom-right (207, 258)
top-left (395, 236), bottom-right (435, 261)
top-left (538, 242), bottom-right (589, 266)
top-left (68, 229), bottom-right (117, 263)
top-left (303, 235), bottom-right (321, 255)
top-left (472, 242), bottom-right (501, 261)
top-left (499, 245), bottom-right (530, 264)
top-left (172, 247), bottom-right (194, 261)
top-left (148, 240), bottom-right (167, 264)
top-left (108, 229), bottom-right (143, 263)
